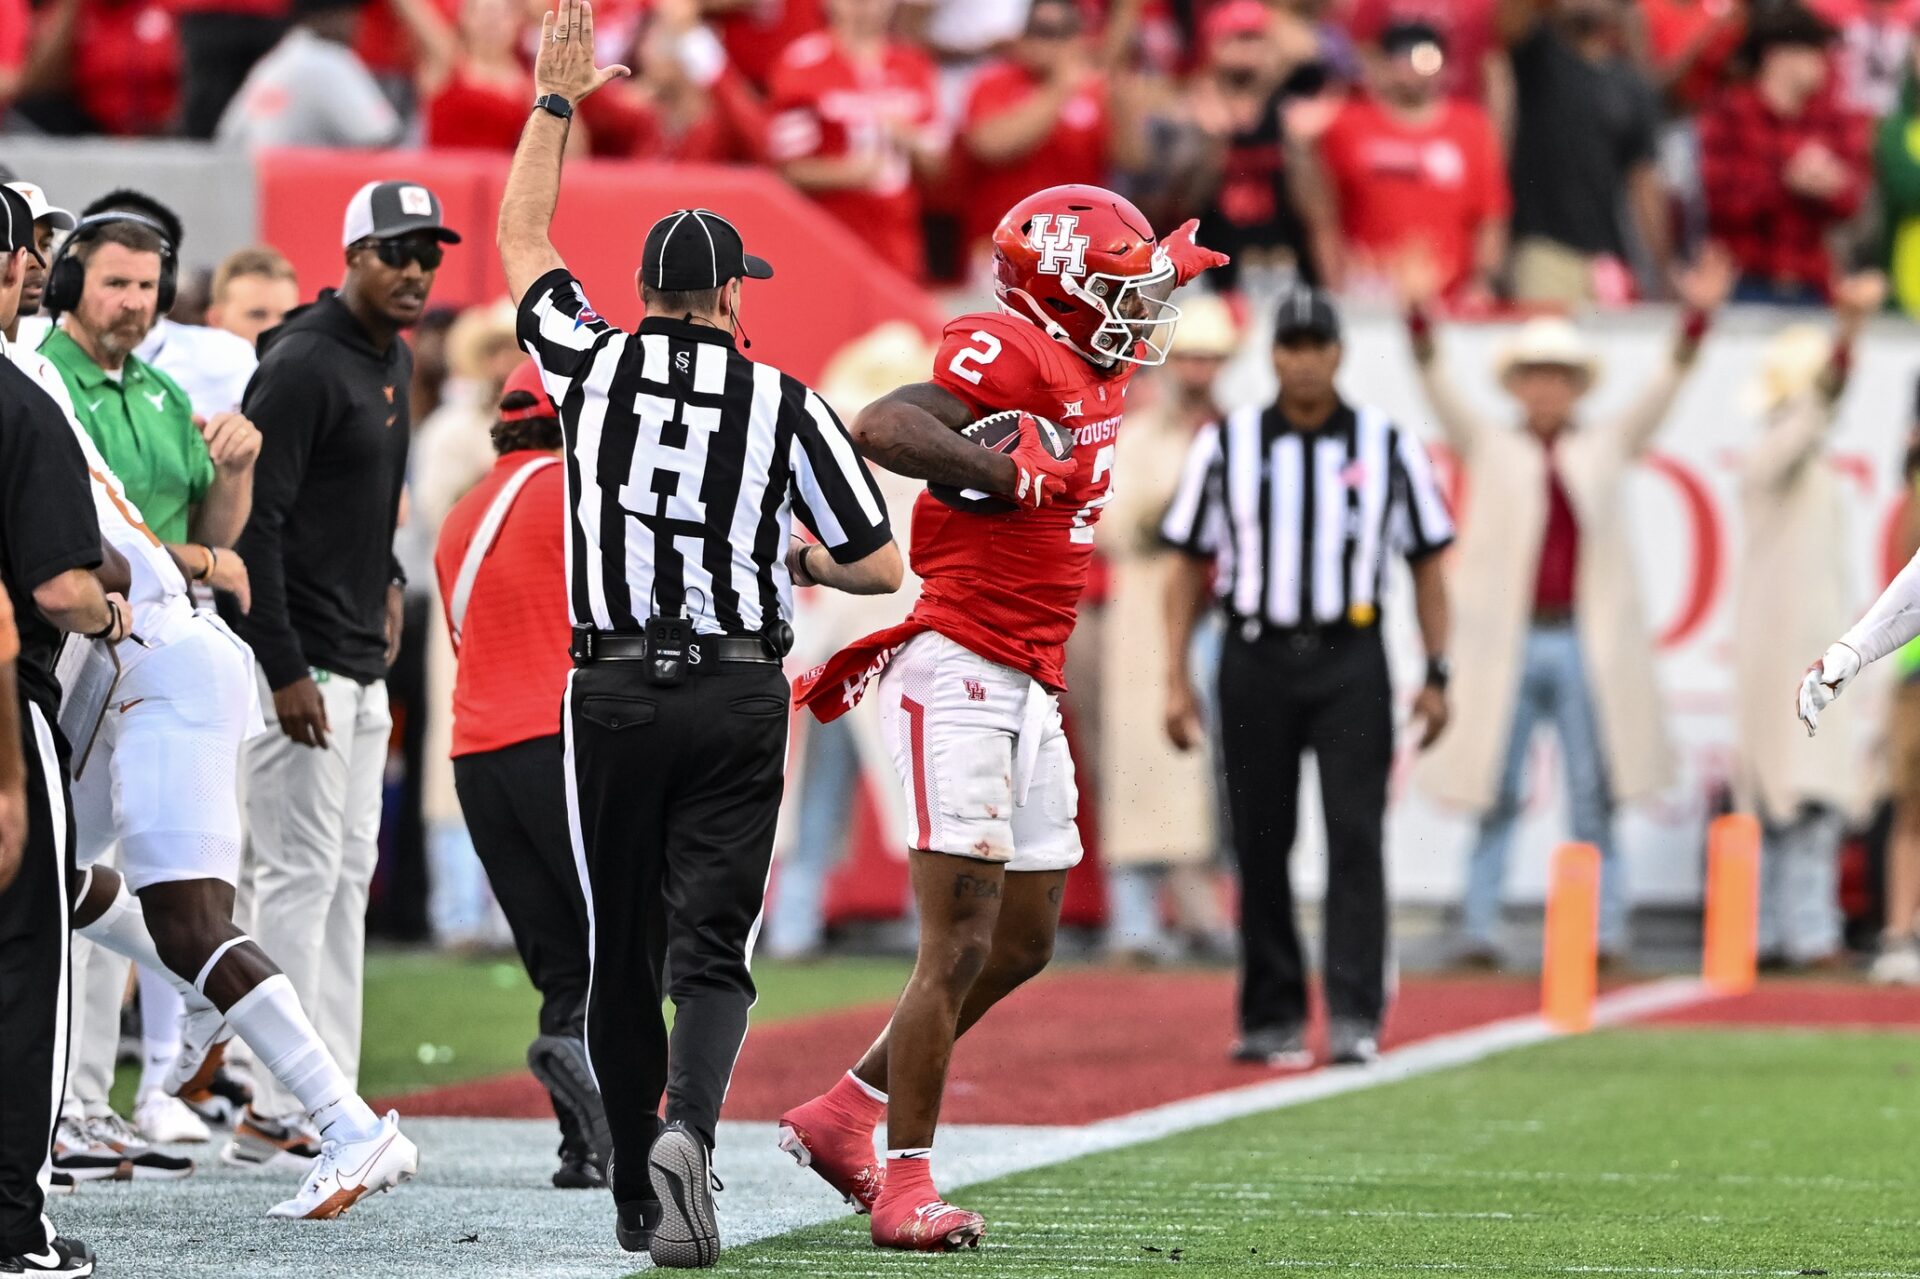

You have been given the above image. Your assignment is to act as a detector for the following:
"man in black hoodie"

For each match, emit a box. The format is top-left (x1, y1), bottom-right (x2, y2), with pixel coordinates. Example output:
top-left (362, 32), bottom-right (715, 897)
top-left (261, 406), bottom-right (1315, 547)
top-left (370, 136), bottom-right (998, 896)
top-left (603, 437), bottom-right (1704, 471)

top-left (223, 180), bottom-right (458, 1164)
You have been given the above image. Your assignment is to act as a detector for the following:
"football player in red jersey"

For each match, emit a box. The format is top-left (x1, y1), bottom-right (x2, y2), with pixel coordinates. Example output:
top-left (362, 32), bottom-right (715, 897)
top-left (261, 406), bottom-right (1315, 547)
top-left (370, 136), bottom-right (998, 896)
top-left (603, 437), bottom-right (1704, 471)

top-left (782, 185), bottom-right (1227, 1251)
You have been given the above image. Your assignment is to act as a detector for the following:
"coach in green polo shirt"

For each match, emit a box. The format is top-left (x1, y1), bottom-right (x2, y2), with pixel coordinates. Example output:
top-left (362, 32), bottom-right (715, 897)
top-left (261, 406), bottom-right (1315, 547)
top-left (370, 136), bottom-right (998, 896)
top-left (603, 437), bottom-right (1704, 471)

top-left (41, 214), bottom-right (257, 546)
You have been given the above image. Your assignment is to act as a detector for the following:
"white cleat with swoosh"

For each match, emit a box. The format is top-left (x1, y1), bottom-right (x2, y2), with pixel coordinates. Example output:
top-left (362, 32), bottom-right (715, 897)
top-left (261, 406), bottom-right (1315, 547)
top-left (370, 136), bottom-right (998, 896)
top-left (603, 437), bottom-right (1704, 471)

top-left (265, 1111), bottom-right (417, 1220)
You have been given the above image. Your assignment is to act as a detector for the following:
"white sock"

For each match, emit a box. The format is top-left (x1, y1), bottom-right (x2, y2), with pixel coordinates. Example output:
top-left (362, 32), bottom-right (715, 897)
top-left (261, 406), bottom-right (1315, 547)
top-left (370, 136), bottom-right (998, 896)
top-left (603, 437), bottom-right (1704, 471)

top-left (77, 884), bottom-right (213, 1014)
top-left (847, 1071), bottom-right (887, 1104)
top-left (136, 968), bottom-right (185, 1097)
top-left (226, 974), bottom-right (380, 1141)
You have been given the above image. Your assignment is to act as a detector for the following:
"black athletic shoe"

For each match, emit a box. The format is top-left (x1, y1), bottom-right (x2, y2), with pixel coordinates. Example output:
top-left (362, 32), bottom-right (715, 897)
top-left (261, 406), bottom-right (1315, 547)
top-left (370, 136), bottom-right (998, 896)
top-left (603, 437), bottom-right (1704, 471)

top-left (1, 1236), bottom-right (95, 1275)
top-left (528, 1036), bottom-right (612, 1171)
top-left (647, 1122), bottom-right (720, 1268)
top-left (554, 1144), bottom-right (607, 1190)
top-left (615, 1197), bottom-right (663, 1251)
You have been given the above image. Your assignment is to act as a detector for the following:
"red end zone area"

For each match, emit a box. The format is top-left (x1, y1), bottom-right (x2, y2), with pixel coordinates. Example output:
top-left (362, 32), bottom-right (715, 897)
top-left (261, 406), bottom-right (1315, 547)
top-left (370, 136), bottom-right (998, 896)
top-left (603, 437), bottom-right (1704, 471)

top-left (375, 971), bottom-right (1546, 1125)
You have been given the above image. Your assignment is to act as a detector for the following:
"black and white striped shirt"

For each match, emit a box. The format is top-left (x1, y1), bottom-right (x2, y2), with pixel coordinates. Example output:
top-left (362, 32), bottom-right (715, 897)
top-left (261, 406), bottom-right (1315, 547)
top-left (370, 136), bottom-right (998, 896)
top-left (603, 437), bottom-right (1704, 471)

top-left (517, 268), bottom-right (890, 636)
top-left (1161, 400), bottom-right (1453, 629)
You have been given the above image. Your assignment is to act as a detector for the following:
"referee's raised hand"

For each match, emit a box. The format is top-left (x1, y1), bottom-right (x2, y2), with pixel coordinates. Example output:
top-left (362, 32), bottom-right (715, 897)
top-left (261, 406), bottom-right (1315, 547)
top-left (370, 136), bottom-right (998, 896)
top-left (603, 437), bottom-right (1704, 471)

top-left (535, 0), bottom-right (631, 101)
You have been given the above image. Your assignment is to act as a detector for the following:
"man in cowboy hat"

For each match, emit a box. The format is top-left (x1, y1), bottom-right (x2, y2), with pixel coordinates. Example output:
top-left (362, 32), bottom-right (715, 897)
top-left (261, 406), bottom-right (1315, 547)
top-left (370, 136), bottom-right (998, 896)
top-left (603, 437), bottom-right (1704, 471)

top-left (1732, 271), bottom-right (1884, 972)
top-left (1395, 246), bottom-right (1734, 968)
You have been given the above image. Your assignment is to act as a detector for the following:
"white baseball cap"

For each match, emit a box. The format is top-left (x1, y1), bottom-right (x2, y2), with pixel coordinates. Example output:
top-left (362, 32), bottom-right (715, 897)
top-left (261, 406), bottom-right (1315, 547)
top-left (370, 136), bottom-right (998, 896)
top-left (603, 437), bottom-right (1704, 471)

top-left (5, 180), bottom-right (76, 231)
top-left (341, 179), bottom-right (461, 247)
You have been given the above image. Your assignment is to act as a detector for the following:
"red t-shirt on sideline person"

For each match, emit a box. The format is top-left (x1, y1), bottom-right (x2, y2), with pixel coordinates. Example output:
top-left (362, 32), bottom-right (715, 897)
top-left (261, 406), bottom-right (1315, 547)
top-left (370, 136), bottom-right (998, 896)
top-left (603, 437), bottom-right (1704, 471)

top-left (1317, 95), bottom-right (1508, 294)
top-left (433, 450), bottom-right (571, 757)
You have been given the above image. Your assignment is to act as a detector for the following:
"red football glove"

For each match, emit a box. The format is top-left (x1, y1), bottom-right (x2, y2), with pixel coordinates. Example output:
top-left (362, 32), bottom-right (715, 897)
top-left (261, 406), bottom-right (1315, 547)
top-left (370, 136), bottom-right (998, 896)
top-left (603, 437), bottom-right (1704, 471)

top-left (1163, 219), bottom-right (1231, 287)
top-left (1005, 414), bottom-right (1077, 510)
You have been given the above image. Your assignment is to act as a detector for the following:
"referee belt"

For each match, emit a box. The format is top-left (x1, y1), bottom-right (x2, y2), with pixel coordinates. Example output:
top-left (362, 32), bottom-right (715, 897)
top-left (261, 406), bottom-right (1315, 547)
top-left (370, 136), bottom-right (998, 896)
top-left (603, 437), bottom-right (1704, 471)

top-left (570, 628), bottom-right (780, 667)
top-left (1226, 615), bottom-right (1374, 653)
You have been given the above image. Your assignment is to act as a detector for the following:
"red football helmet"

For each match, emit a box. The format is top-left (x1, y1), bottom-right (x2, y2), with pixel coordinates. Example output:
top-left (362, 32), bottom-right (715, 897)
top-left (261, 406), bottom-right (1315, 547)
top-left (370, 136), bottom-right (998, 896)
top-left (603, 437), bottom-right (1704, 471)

top-left (991, 184), bottom-right (1179, 368)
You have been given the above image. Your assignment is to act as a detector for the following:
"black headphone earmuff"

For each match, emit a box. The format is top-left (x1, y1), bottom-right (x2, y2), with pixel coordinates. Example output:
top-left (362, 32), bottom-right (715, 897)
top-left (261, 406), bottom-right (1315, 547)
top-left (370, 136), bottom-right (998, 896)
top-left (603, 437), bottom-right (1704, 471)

top-left (44, 211), bottom-right (179, 318)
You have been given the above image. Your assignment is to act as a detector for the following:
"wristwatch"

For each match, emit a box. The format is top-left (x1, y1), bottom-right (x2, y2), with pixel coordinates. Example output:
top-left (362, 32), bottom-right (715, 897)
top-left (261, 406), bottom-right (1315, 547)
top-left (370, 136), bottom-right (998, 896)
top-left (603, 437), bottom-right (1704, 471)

top-left (1425, 656), bottom-right (1452, 691)
top-left (533, 93), bottom-right (574, 120)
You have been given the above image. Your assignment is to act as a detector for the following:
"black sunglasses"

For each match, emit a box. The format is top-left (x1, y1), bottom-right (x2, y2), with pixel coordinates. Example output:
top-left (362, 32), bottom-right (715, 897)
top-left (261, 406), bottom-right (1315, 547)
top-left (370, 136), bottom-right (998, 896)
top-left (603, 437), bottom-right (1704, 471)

top-left (358, 238), bottom-right (445, 271)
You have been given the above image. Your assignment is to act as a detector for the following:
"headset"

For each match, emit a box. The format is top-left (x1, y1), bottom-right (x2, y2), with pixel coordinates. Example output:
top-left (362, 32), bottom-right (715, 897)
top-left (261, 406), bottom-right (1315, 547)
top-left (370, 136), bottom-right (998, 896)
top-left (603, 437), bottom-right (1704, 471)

top-left (43, 211), bottom-right (178, 317)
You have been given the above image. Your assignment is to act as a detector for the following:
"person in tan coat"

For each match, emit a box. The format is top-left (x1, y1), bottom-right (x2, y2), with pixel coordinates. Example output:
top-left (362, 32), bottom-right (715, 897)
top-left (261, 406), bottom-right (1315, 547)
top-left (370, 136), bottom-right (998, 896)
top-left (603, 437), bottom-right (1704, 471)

top-left (1735, 272), bottom-right (1883, 971)
top-left (1398, 248), bottom-right (1734, 965)
top-left (1097, 295), bottom-right (1239, 965)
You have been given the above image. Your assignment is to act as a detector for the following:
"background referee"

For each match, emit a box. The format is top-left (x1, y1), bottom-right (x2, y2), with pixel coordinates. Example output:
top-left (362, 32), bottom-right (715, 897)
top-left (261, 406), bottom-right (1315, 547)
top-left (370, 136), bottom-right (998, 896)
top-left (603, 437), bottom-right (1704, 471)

top-left (499, 3), bottom-right (901, 1268)
top-left (1162, 287), bottom-right (1454, 1073)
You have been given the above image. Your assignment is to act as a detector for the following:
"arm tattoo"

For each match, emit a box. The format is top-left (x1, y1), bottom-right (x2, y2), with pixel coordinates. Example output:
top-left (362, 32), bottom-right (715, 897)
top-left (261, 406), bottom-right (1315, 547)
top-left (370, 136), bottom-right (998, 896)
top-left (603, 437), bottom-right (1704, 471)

top-left (854, 382), bottom-right (1015, 493)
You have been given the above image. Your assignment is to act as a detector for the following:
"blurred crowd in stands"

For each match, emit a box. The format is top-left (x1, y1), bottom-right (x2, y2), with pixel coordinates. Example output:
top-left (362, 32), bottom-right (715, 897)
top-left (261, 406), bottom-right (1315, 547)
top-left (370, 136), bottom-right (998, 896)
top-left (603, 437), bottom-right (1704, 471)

top-left (7, 0), bottom-right (1920, 311)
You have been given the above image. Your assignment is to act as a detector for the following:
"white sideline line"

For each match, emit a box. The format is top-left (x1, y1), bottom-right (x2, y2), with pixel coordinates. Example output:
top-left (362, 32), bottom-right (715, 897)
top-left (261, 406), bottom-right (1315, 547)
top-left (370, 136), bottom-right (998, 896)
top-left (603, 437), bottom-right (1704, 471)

top-left (942, 976), bottom-right (1715, 1191)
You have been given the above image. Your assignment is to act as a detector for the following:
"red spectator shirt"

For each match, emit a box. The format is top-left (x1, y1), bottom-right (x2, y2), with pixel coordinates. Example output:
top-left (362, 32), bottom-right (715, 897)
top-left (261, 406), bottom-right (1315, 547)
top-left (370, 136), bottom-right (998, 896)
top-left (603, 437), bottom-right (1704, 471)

top-left (960, 60), bottom-right (1108, 252)
top-left (71, 0), bottom-right (180, 135)
top-left (1534, 453), bottom-right (1578, 614)
top-left (0, 0), bottom-right (26, 97)
top-left (163, 0), bottom-right (283, 19)
top-left (1641, 0), bottom-right (1745, 110)
top-left (354, 0), bottom-right (457, 80)
top-left (1317, 96), bottom-right (1507, 294)
top-left (718, 0), bottom-right (824, 87)
top-left (766, 32), bottom-right (940, 281)
top-left (1697, 84), bottom-right (1869, 294)
top-left (433, 451), bottom-right (571, 757)
top-left (1346, 0), bottom-right (1497, 102)
top-left (424, 64), bottom-right (534, 151)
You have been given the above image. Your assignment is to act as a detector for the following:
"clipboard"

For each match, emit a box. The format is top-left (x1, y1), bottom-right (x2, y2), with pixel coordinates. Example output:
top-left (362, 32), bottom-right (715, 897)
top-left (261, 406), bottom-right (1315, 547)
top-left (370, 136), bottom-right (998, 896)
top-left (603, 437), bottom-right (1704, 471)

top-left (54, 635), bottom-right (121, 781)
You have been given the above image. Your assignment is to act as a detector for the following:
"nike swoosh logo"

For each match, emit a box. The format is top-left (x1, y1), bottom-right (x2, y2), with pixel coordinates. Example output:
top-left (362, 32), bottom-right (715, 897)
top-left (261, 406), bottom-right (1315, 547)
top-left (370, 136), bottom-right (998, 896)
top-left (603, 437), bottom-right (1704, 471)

top-left (87, 399), bottom-right (104, 413)
top-left (339, 1131), bottom-right (397, 1182)
top-left (116, 698), bottom-right (145, 713)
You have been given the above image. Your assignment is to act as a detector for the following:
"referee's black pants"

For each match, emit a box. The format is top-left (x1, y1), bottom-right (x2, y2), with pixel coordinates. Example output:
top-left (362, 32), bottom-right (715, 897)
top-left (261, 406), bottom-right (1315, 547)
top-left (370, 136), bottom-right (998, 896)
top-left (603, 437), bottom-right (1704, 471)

top-left (0, 701), bottom-right (74, 1258)
top-left (563, 660), bottom-right (787, 1203)
top-left (1217, 625), bottom-right (1394, 1035)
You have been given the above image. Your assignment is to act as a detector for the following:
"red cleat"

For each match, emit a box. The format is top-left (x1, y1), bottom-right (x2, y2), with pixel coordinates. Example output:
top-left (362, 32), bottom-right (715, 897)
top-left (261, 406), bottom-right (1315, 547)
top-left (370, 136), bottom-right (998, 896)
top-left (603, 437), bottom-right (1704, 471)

top-left (778, 1093), bottom-right (885, 1214)
top-left (869, 1187), bottom-right (986, 1252)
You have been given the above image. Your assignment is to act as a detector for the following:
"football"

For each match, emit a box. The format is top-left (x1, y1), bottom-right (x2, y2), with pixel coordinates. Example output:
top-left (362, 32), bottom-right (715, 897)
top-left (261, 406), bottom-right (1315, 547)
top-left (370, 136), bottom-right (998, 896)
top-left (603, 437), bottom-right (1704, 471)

top-left (927, 410), bottom-right (1072, 514)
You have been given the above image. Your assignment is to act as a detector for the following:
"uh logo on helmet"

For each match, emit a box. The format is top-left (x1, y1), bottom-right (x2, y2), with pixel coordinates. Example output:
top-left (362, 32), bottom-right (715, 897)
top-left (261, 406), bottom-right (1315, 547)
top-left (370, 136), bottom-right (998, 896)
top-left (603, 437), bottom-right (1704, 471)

top-left (991, 184), bottom-right (1181, 369)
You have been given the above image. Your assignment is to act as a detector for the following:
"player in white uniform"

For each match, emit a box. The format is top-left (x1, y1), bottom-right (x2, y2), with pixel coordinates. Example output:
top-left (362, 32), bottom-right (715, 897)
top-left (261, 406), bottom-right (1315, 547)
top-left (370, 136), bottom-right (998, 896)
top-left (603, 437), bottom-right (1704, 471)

top-left (1800, 555), bottom-right (1920, 728)
top-left (1, 184), bottom-right (417, 1220)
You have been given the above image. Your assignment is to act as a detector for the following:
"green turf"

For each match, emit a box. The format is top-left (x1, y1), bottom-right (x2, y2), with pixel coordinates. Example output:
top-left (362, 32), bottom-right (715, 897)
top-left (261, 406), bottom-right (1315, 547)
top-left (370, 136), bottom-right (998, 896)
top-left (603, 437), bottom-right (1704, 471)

top-left (111, 949), bottom-right (911, 1113)
top-left (727, 1027), bottom-right (1920, 1277)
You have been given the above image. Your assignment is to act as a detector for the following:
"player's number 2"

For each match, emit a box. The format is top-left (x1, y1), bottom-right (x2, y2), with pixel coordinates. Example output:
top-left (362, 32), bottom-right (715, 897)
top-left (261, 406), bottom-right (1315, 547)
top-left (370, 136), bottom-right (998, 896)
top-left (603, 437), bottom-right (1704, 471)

top-left (1069, 444), bottom-right (1115, 544)
top-left (947, 330), bottom-right (1002, 385)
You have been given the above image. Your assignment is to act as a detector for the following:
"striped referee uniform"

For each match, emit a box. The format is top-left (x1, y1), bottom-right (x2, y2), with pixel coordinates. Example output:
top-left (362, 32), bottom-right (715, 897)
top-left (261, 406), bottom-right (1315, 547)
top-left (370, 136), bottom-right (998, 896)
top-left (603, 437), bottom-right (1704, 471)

top-left (515, 259), bottom-right (890, 1186)
top-left (1163, 391), bottom-right (1453, 1047)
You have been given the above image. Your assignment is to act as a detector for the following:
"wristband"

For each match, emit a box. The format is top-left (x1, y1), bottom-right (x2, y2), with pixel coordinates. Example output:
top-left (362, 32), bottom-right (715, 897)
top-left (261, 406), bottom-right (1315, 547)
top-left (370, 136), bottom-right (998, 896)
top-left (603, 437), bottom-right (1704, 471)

top-left (1405, 306), bottom-right (1433, 343)
top-left (195, 544), bottom-right (215, 582)
top-left (1680, 308), bottom-right (1710, 345)
top-left (84, 599), bottom-right (120, 642)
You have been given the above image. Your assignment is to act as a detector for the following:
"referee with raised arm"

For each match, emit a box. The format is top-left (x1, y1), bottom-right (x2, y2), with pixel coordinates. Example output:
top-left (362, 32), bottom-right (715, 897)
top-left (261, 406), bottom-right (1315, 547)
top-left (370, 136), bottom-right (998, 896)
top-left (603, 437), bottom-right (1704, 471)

top-left (1162, 287), bottom-right (1454, 1074)
top-left (498, 2), bottom-right (902, 1268)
